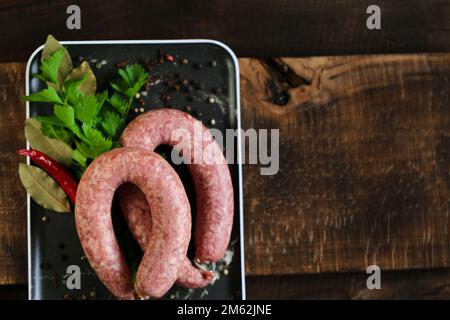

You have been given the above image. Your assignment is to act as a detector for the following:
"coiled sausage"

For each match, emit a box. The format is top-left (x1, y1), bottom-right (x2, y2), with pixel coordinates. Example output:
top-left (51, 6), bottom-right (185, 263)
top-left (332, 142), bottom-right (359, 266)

top-left (120, 109), bottom-right (234, 264)
top-left (75, 147), bottom-right (191, 299)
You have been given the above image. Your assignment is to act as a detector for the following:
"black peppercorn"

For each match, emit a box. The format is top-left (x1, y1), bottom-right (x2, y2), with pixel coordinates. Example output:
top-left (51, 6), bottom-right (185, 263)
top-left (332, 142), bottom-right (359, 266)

top-left (212, 87), bottom-right (223, 94)
top-left (183, 85), bottom-right (193, 93)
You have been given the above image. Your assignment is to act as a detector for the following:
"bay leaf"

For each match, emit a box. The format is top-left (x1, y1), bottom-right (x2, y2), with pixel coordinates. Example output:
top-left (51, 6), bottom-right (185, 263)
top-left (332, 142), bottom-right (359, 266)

top-left (24, 118), bottom-right (73, 166)
top-left (19, 163), bottom-right (70, 213)
top-left (65, 61), bottom-right (97, 96)
top-left (41, 34), bottom-right (73, 90)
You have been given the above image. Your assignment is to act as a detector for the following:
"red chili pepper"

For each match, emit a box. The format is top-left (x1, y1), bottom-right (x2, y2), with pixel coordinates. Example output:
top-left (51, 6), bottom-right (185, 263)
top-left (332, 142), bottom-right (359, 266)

top-left (17, 149), bottom-right (78, 203)
top-left (165, 54), bottom-right (174, 62)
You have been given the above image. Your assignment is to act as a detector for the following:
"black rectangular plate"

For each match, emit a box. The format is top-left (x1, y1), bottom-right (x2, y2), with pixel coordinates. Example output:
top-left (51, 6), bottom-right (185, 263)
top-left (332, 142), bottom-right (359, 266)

top-left (26, 40), bottom-right (244, 300)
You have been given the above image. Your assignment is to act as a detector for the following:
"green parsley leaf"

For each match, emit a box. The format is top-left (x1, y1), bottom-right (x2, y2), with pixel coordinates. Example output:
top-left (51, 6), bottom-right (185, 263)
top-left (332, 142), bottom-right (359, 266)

top-left (121, 64), bottom-right (148, 87)
top-left (82, 125), bottom-right (112, 155)
top-left (101, 110), bottom-right (125, 138)
top-left (63, 76), bottom-right (87, 104)
top-left (72, 148), bottom-right (87, 168)
top-left (75, 140), bottom-right (98, 160)
top-left (54, 105), bottom-right (75, 128)
top-left (108, 92), bottom-right (128, 116)
top-left (24, 87), bottom-right (63, 104)
top-left (53, 105), bottom-right (84, 140)
top-left (36, 115), bottom-right (65, 127)
top-left (41, 35), bottom-right (72, 83)
top-left (41, 122), bottom-right (73, 145)
top-left (37, 47), bottom-right (66, 85)
top-left (73, 95), bottom-right (99, 127)
top-left (96, 91), bottom-right (108, 111)
top-left (111, 63), bottom-right (148, 100)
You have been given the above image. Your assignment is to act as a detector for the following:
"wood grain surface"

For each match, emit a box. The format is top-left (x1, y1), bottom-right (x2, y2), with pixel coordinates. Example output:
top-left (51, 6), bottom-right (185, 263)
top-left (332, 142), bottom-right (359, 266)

top-left (4, 267), bottom-right (450, 299)
top-left (2, 0), bottom-right (450, 62)
top-left (0, 63), bottom-right (27, 284)
top-left (246, 268), bottom-right (450, 299)
top-left (240, 55), bottom-right (450, 275)
top-left (1, 54), bottom-right (450, 287)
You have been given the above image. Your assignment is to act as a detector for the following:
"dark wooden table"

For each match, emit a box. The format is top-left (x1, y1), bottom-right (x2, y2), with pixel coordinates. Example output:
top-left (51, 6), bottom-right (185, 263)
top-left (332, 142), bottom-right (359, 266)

top-left (2, 0), bottom-right (450, 299)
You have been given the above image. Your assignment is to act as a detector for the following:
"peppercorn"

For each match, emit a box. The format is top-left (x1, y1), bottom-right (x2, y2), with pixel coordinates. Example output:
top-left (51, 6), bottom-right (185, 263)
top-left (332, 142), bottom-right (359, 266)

top-left (116, 59), bottom-right (129, 68)
top-left (183, 85), bottom-right (193, 93)
top-left (210, 60), bottom-right (217, 67)
top-left (165, 54), bottom-right (174, 62)
top-left (194, 82), bottom-right (205, 91)
top-left (42, 216), bottom-right (49, 223)
top-left (212, 87), bottom-right (223, 94)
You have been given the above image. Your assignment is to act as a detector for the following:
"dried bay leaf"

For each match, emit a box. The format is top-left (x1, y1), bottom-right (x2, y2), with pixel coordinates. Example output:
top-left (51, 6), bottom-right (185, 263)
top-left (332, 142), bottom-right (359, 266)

top-left (19, 163), bottom-right (70, 213)
top-left (24, 118), bottom-right (72, 166)
top-left (65, 61), bottom-right (97, 96)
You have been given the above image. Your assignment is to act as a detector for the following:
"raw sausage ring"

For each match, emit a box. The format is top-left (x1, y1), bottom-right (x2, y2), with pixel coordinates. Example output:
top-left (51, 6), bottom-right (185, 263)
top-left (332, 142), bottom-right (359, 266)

top-left (119, 109), bottom-right (234, 288)
top-left (75, 147), bottom-right (191, 299)
top-left (117, 183), bottom-right (215, 289)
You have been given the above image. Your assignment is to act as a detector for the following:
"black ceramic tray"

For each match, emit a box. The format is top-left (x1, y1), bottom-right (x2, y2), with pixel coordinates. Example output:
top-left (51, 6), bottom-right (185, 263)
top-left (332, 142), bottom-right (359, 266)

top-left (25, 40), bottom-right (245, 300)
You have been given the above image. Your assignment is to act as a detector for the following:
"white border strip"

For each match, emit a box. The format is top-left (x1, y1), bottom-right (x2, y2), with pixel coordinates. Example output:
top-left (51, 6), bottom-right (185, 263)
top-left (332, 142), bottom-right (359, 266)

top-left (25, 39), bottom-right (246, 300)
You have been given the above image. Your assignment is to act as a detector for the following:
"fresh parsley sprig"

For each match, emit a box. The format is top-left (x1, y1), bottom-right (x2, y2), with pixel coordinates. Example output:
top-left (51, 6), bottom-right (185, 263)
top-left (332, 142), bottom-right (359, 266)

top-left (24, 35), bottom-right (148, 174)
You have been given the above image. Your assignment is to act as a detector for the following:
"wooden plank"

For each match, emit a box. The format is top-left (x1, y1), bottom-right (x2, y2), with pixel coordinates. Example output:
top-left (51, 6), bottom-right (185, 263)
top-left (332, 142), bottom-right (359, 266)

top-left (240, 55), bottom-right (450, 275)
top-left (246, 268), bottom-right (450, 299)
top-left (0, 63), bottom-right (27, 284)
top-left (4, 267), bottom-right (450, 299)
top-left (2, 1), bottom-right (450, 62)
